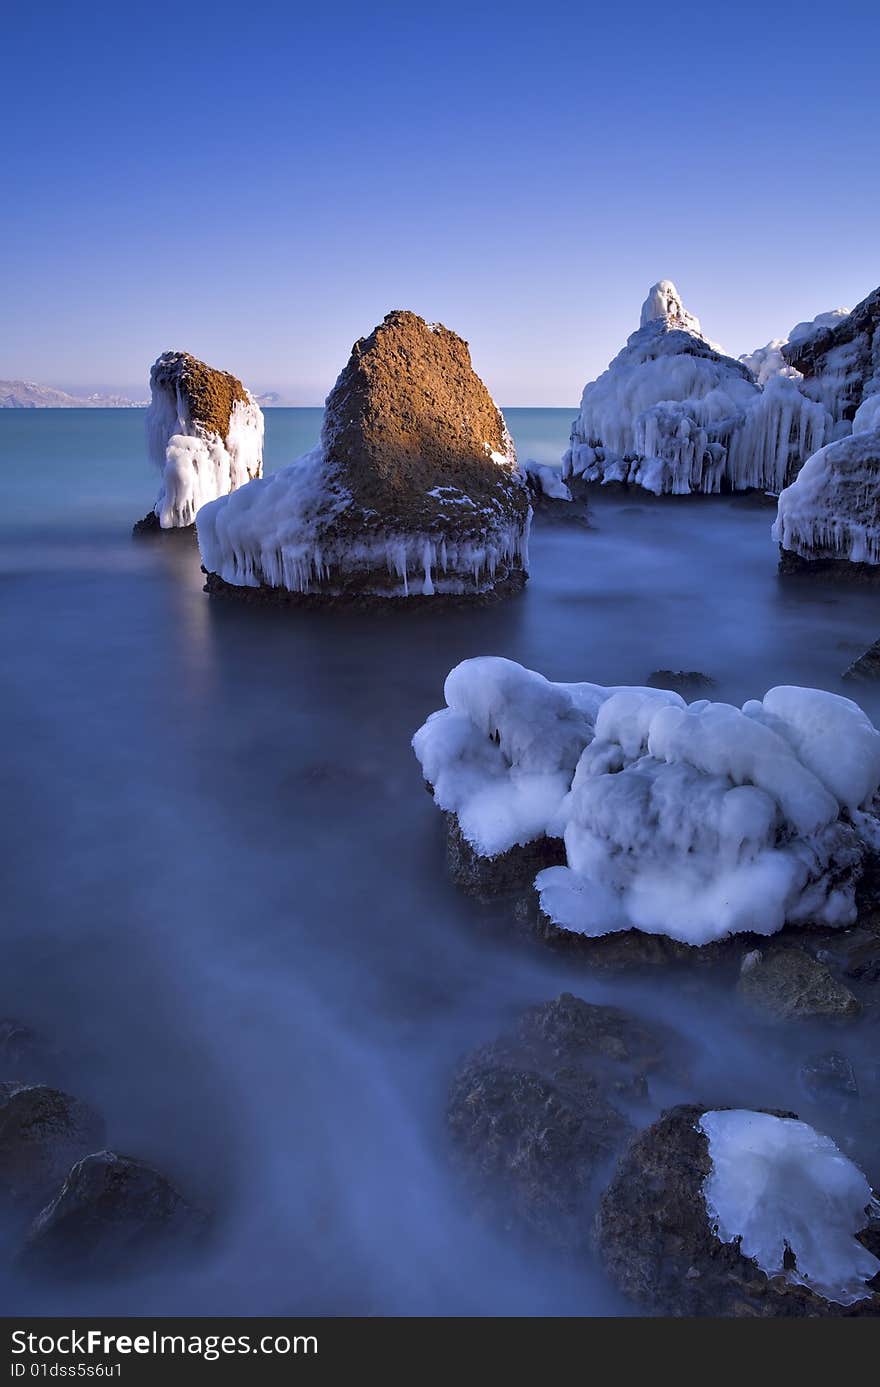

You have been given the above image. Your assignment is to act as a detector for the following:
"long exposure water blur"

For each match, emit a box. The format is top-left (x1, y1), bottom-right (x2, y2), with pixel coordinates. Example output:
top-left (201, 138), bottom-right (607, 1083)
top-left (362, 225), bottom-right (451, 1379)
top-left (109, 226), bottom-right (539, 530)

top-left (2, 408), bottom-right (879, 1314)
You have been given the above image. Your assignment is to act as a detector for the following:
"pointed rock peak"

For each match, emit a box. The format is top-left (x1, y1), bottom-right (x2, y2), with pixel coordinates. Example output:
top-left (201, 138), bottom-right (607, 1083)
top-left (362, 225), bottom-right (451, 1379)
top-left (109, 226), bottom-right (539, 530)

top-left (639, 281), bottom-right (703, 338)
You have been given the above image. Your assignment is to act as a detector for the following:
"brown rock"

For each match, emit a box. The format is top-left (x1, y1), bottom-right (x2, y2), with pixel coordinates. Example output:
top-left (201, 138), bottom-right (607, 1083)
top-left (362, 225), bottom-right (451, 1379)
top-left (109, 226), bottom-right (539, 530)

top-left (738, 948), bottom-right (860, 1021)
top-left (202, 311), bottom-right (530, 603)
top-left (149, 351), bottom-right (249, 441)
top-left (445, 812), bottom-right (564, 900)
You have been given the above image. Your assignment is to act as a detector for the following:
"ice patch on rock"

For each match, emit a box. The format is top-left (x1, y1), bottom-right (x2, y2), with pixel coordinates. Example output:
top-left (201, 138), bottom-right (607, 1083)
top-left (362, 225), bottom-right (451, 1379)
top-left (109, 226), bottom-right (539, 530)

top-left (698, 1110), bottom-right (879, 1304)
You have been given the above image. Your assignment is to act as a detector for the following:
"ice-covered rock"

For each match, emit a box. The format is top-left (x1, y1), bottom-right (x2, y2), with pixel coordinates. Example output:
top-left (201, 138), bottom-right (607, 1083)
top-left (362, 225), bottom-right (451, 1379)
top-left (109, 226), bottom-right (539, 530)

top-left (596, 1104), bottom-right (880, 1316)
top-left (413, 657), bottom-right (880, 947)
top-left (198, 311), bottom-right (530, 602)
top-left (564, 281), bottom-right (829, 495)
top-left (139, 351), bottom-right (264, 531)
top-left (523, 460), bottom-right (571, 503)
top-left (782, 286), bottom-right (880, 430)
top-left (773, 422), bottom-right (880, 576)
top-left (771, 290), bottom-right (880, 577)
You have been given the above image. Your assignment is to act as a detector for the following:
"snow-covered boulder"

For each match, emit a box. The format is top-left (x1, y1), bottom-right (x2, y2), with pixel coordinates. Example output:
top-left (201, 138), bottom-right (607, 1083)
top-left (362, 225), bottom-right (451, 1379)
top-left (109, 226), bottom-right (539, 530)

top-left (197, 311), bottom-right (530, 602)
top-left (771, 289), bottom-right (880, 579)
top-left (773, 420), bottom-right (880, 578)
top-left (782, 285), bottom-right (880, 431)
top-left (138, 351), bottom-right (264, 531)
top-left (564, 281), bottom-right (828, 495)
top-left (596, 1105), bottom-right (880, 1316)
top-left (413, 657), bottom-right (880, 948)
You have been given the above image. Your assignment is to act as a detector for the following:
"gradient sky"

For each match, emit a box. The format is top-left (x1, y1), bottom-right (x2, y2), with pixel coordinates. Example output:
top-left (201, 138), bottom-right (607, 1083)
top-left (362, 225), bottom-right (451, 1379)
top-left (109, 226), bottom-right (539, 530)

top-left (2, 0), bottom-right (878, 404)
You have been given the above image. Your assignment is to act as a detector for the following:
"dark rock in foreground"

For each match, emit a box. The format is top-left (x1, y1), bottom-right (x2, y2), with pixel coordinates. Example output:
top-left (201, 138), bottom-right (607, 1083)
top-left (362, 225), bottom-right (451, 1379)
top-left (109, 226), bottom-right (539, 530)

top-left (447, 993), bottom-right (673, 1249)
top-left (596, 1104), bottom-right (880, 1317)
top-left (21, 1151), bottom-right (204, 1276)
top-left (0, 1084), bottom-right (104, 1205)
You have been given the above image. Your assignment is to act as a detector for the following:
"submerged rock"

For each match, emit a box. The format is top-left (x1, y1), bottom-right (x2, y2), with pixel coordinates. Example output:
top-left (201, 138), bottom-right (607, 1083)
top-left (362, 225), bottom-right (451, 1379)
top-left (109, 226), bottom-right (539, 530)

top-left (563, 280), bottom-right (828, 496)
top-left (738, 948), bottom-right (860, 1021)
top-left (447, 994), bottom-right (671, 1249)
top-left (844, 639), bottom-right (880, 681)
top-left (0, 1084), bottom-right (104, 1205)
top-left (799, 1051), bottom-right (858, 1103)
top-left (138, 350), bottom-right (264, 531)
top-left (198, 311), bottom-right (530, 603)
top-left (646, 669), bottom-right (716, 694)
top-left (21, 1151), bottom-right (203, 1276)
top-left (0, 1020), bottom-right (47, 1081)
top-left (596, 1105), bottom-right (880, 1316)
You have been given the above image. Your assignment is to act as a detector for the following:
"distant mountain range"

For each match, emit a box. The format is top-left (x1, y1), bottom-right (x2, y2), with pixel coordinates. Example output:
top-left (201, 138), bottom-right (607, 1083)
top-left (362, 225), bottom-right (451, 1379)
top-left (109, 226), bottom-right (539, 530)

top-left (0, 380), bottom-right (146, 408)
top-left (0, 381), bottom-right (300, 408)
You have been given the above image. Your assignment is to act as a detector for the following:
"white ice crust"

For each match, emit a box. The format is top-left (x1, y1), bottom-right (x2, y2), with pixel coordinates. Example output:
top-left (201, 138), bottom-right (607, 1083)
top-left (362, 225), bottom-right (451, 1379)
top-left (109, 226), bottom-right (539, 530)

top-left (413, 657), bottom-right (880, 945)
top-left (145, 366), bottom-right (264, 529)
top-left (698, 1110), bottom-right (879, 1304)
top-left (773, 416), bottom-right (880, 566)
top-left (564, 282), bottom-right (829, 496)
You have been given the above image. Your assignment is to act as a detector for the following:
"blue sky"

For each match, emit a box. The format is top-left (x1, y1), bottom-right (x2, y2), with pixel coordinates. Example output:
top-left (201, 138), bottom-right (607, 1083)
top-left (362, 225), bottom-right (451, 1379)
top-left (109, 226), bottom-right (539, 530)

top-left (2, 0), bottom-right (878, 403)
